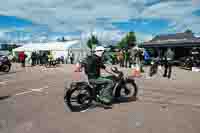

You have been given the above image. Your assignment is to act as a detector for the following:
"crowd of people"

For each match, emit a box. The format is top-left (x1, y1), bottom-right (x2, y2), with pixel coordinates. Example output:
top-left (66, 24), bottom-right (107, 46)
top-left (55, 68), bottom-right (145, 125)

top-left (16, 50), bottom-right (75, 67)
top-left (104, 47), bottom-right (175, 79)
top-left (105, 47), bottom-right (148, 68)
top-left (15, 46), bottom-right (175, 80)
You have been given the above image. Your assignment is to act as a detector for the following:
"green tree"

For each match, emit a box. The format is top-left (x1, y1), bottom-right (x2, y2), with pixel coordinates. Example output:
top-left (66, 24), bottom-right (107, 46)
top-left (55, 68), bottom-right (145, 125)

top-left (117, 31), bottom-right (136, 49)
top-left (87, 34), bottom-right (100, 52)
top-left (185, 29), bottom-right (192, 34)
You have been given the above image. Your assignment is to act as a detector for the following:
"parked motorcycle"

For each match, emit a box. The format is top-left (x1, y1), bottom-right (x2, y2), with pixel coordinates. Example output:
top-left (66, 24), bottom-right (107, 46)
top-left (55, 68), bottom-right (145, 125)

top-left (64, 67), bottom-right (138, 112)
top-left (149, 58), bottom-right (162, 77)
top-left (45, 60), bottom-right (58, 68)
top-left (180, 56), bottom-right (200, 70)
top-left (0, 55), bottom-right (11, 72)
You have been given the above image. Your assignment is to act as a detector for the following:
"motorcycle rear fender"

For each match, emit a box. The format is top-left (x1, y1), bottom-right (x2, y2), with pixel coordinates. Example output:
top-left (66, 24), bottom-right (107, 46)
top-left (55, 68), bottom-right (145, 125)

top-left (68, 81), bottom-right (91, 91)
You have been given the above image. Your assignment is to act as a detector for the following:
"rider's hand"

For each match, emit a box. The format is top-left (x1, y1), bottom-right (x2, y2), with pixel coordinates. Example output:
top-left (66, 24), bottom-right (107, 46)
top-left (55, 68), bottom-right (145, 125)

top-left (104, 68), bottom-right (118, 77)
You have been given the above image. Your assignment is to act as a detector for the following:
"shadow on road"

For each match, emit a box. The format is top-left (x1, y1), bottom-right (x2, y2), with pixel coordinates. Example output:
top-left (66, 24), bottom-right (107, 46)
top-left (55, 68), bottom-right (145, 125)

top-left (64, 97), bottom-right (138, 112)
top-left (0, 70), bottom-right (23, 76)
top-left (0, 72), bottom-right (16, 76)
top-left (113, 96), bottom-right (138, 104)
top-left (0, 95), bottom-right (11, 101)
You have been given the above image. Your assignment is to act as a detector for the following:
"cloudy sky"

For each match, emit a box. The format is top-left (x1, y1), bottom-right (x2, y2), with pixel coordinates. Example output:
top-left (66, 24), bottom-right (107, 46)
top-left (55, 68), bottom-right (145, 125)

top-left (0, 0), bottom-right (200, 43)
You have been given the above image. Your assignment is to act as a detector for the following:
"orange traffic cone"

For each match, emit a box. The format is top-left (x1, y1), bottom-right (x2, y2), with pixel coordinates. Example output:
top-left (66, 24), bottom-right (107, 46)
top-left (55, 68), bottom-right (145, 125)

top-left (132, 66), bottom-right (141, 77)
top-left (74, 62), bottom-right (81, 72)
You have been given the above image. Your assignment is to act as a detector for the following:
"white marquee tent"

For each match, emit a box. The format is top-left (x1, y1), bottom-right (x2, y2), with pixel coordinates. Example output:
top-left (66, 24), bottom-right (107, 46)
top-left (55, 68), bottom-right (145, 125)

top-left (13, 40), bottom-right (81, 52)
top-left (12, 40), bottom-right (90, 63)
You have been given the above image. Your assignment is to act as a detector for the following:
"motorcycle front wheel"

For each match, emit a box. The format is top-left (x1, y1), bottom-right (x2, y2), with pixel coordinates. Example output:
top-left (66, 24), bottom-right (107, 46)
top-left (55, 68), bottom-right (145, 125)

top-left (115, 79), bottom-right (138, 101)
top-left (64, 84), bottom-right (93, 112)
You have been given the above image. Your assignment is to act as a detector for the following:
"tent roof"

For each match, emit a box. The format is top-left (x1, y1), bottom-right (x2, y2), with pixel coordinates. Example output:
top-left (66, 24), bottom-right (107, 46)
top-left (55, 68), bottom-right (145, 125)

top-left (13, 40), bottom-right (80, 52)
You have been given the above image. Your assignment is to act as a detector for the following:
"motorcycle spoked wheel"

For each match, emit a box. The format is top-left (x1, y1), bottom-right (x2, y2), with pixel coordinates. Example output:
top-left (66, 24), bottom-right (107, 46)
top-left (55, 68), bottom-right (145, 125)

top-left (64, 86), bottom-right (93, 112)
top-left (45, 63), bottom-right (50, 68)
top-left (115, 80), bottom-right (138, 101)
top-left (45, 61), bottom-right (57, 68)
top-left (45, 63), bottom-right (55, 68)
top-left (2, 64), bottom-right (11, 72)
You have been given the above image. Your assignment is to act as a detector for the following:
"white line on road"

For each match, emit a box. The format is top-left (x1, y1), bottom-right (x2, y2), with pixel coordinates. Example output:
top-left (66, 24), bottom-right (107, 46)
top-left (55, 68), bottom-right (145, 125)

top-left (15, 91), bottom-right (33, 96)
top-left (31, 86), bottom-right (48, 92)
top-left (14, 86), bottom-right (48, 96)
top-left (0, 79), bottom-right (17, 85)
top-left (0, 81), bottom-right (7, 85)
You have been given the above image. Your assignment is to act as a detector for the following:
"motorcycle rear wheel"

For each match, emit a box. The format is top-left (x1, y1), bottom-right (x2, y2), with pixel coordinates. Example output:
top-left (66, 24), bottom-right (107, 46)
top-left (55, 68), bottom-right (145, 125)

top-left (64, 85), bottom-right (93, 112)
top-left (2, 64), bottom-right (11, 72)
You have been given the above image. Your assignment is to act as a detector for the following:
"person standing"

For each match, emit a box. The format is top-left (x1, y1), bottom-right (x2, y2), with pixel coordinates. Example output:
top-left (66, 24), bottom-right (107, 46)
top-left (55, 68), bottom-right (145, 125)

top-left (48, 51), bottom-right (53, 66)
top-left (31, 52), bottom-right (36, 66)
top-left (144, 49), bottom-right (150, 65)
top-left (19, 52), bottom-right (27, 67)
top-left (40, 53), bottom-right (46, 66)
top-left (36, 52), bottom-right (40, 65)
top-left (69, 51), bottom-right (74, 64)
top-left (118, 50), bottom-right (124, 67)
top-left (163, 48), bottom-right (174, 79)
top-left (124, 50), bottom-right (128, 68)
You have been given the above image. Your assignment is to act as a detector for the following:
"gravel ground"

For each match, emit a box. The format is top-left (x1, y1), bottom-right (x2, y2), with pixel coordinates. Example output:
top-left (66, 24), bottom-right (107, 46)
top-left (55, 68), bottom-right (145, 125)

top-left (0, 63), bottom-right (200, 133)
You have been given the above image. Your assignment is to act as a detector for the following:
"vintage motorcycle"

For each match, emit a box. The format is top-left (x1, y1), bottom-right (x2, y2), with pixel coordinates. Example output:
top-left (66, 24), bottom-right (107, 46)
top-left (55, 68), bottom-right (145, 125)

top-left (64, 67), bottom-right (138, 112)
top-left (0, 55), bottom-right (11, 72)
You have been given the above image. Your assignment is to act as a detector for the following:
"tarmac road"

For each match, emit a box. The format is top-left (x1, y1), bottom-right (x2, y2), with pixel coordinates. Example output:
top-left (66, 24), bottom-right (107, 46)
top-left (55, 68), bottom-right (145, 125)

top-left (0, 63), bottom-right (200, 133)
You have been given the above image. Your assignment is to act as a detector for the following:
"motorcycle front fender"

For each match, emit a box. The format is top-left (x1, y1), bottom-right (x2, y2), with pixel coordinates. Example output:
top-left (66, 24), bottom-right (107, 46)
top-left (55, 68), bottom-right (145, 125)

top-left (114, 78), bottom-right (136, 98)
top-left (124, 79), bottom-right (136, 87)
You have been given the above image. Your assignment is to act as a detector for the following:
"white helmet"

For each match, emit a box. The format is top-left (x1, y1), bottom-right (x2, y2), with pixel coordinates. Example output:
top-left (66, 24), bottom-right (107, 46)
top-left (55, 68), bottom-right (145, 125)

top-left (94, 46), bottom-right (105, 51)
top-left (94, 46), bottom-right (105, 57)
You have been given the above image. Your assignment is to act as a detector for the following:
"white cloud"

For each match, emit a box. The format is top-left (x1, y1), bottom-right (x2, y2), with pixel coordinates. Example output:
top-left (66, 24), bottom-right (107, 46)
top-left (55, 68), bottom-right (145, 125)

top-left (0, 0), bottom-right (144, 32)
top-left (79, 28), bottom-right (125, 42)
top-left (140, 1), bottom-right (200, 33)
top-left (141, 1), bottom-right (195, 19)
top-left (192, 0), bottom-right (200, 7)
top-left (135, 32), bottom-right (153, 43)
top-left (0, 0), bottom-right (200, 42)
top-left (0, 29), bottom-right (16, 41)
top-left (0, 32), bottom-right (5, 38)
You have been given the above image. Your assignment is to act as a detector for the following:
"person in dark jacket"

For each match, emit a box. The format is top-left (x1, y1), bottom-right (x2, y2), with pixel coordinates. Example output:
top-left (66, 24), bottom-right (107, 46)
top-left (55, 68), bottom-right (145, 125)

top-left (31, 52), bottom-right (37, 66)
top-left (163, 48), bottom-right (174, 79)
top-left (80, 46), bottom-right (115, 107)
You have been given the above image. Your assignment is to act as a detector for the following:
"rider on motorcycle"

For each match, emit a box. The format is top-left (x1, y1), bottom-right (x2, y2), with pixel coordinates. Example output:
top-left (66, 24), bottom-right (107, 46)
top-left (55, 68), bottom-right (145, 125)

top-left (80, 46), bottom-right (115, 107)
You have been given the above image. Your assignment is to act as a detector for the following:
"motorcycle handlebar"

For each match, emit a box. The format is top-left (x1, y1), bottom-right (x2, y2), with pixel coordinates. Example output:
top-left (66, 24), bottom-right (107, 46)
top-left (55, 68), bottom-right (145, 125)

top-left (111, 67), bottom-right (120, 73)
top-left (110, 67), bottom-right (123, 78)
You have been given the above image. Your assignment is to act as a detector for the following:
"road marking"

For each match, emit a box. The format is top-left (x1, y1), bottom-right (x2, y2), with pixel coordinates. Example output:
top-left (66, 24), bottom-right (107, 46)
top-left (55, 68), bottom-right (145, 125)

top-left (31, 86), bottom-right (48, 92)
top-left (0, 81), bottom-right (7, 85)
top-left (15, 91), bottom-right (33, 96)
top-left (14, 86), bottom-right (48, 96)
